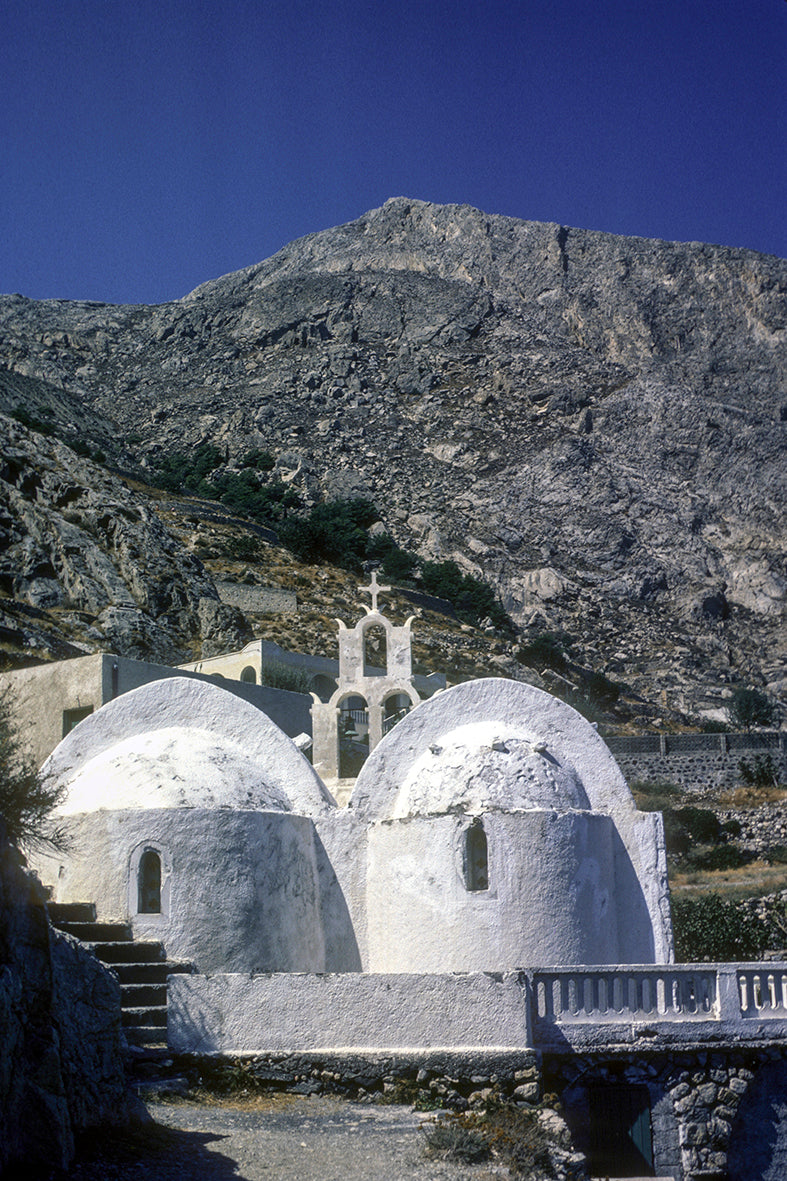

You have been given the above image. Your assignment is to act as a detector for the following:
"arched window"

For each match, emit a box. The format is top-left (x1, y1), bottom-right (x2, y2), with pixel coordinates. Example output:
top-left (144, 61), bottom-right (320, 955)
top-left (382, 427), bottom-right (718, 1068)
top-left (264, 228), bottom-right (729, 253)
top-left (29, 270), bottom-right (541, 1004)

top-left (138, 849), bottom-right (162, 914)
top-left (240, 665), bottom-right (257, 683)
top-left (464, 820), bottom-right (488, 892)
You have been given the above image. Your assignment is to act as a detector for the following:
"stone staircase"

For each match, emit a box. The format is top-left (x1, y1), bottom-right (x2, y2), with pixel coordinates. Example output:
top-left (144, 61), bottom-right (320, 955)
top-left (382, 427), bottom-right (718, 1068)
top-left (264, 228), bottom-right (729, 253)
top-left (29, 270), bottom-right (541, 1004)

top-left (46, 901), bottom-right (193, 1051)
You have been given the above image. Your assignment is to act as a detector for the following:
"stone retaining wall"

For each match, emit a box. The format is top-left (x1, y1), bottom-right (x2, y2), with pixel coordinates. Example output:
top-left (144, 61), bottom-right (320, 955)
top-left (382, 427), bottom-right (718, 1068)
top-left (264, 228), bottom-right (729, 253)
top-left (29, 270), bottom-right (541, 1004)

top-left (547, 1045), bottom-right (787, 1181)
top-left (607, 731), bottom-right (786, 794)
top-left (216, 581), bottom-right (298, 614)
top-left (173, 1043), bottom-right (787, 1180)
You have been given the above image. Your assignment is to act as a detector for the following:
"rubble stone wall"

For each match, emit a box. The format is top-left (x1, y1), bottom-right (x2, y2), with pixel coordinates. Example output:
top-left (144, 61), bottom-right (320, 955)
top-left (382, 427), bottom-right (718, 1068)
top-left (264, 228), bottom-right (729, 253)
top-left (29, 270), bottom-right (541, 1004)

top-left (609, 731), bottom-right (786, 794)
top-left (0, 834), bottom-right (134, 1175)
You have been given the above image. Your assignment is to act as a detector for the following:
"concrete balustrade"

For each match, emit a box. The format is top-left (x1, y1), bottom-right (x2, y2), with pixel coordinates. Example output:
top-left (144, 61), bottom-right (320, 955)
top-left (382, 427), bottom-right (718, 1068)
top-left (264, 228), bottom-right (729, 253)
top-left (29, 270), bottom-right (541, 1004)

top-left (532, 967), bottom-right (718, 1023)
top-left (169, 963), bottom-right (787, 1057)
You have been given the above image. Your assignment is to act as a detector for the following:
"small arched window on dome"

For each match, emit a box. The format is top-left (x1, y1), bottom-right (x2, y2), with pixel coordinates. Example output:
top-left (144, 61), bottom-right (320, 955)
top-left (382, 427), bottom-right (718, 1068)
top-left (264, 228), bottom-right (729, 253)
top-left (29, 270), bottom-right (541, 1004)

top-left (138, 848), bottom-right (162, 914)
top-left (464, 819), bottom-right (489, 892)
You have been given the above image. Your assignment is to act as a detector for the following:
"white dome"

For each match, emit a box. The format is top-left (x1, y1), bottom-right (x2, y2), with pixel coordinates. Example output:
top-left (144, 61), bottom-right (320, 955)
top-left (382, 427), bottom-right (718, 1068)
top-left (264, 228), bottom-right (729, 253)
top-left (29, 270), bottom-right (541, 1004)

top-left (57, 726), bottom-right (293, 814)
top-left (391, 720), bottom-right (589, 818)
top-left (44, 676), bottom-right (335, 817)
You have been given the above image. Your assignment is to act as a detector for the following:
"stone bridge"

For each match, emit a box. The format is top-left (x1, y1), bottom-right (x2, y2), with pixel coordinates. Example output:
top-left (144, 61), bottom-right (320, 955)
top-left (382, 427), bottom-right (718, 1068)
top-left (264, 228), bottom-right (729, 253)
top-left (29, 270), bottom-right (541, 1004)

top-left (169, 964), bottom-right (787, 1179)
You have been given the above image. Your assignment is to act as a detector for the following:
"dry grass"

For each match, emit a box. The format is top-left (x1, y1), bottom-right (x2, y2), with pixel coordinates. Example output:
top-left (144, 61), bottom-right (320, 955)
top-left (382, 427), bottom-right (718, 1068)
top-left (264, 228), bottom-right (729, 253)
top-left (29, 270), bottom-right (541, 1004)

top-left (717, 784), bottom-right (787, 809)
top-left (670, 861), bottom-right (787, 902)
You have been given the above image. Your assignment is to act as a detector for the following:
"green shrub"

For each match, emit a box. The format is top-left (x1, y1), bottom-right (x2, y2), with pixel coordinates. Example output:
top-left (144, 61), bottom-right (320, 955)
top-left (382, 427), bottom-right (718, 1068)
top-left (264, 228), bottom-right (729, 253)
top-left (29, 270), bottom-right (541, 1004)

top-left (423, 1105), bottom-right (559, 1178)
top-left (279, 498), bottom-right (379, 571)
top-left (11, 406), bottom-right (55, 435)
top-left (729, 686), bottom-right (779, 730)
top-left (631, 779), bottom-right (682, 811)
top-left (223, 535), bottom-right (261, 561)
top-left (153, 444), bottom-right (223, 493)
top-left (687, 844), bottom-right (753, 871)
top-left (584, 670), bottom-right (621, 706)
top-left (366, 533), bottom-right (420, 581)
top-left (675, 806), bottom-right (721, 845)
top-left (672, 893), bottom-right (770, 961)
top-left (764, 846), bottom-right (787, 865)
top-left (739, 754), bottom-right (779, 788)
top-left (420, 560), bottom-right (510, 630)
top-left (258, 661), bottom-right (312, 695)
top-left (517, 633), bottom-right (566, 672)
top-left (422, 1119), bottom-right (490, 1164)
top-left (241, 448), bottom-right (275, 471)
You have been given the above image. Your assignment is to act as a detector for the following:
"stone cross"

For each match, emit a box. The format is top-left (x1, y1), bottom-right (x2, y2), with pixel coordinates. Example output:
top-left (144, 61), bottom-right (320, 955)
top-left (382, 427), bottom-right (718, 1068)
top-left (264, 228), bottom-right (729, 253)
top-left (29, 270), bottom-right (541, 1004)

top-left (359, 570), bottom-right (390, 614)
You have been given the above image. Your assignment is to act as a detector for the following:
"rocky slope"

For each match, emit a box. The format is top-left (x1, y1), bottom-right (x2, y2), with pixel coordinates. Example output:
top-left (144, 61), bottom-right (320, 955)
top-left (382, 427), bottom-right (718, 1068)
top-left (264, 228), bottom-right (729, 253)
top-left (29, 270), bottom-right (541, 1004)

top-left (0, 412), bottom-right (250, 665)
top-left (1, 198), bottom-right (785, 722)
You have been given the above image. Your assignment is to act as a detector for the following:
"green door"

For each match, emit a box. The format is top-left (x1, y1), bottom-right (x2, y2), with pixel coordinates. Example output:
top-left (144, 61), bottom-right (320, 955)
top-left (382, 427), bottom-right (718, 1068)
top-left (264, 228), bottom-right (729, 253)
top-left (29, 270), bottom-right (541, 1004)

top-left (588, 1083), bottom-right (654, 1177)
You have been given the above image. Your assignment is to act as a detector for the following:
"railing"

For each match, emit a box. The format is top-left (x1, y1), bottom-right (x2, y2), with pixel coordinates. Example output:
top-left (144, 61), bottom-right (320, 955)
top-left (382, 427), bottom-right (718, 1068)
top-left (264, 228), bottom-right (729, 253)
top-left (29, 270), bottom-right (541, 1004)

top-left (737, 967), bottom-right (787, 1016)
top-left (605, 730), bottom-right (783, 757)
top-left (383, 708), bottom-right (409, 735)
top-left (341, 709), bottom-right (368, 724)
top-left (532, 968), bottom-right (718, 1024)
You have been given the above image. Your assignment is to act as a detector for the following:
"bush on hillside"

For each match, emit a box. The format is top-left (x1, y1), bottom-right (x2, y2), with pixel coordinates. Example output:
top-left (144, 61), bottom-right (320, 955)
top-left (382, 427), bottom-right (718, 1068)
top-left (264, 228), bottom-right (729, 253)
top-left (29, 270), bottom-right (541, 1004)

top-left (420, 560), bottom-right (510, 631)
top-left (517, 632), bottom-right (567, 672)
top-left (729, 686), bottom-right (779, 730)
top-left (739, 754), bottom-right (780, 788)
top-left (278, 498), bottom-right (379, 570)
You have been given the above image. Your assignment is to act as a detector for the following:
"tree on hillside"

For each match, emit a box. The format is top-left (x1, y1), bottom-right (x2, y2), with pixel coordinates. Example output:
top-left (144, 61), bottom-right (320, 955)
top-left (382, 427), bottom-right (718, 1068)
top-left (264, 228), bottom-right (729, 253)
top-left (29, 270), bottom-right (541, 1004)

top-left (729, 686), bottom-right (779, 731)
top-left (0, 691), bottom-right (67, 852)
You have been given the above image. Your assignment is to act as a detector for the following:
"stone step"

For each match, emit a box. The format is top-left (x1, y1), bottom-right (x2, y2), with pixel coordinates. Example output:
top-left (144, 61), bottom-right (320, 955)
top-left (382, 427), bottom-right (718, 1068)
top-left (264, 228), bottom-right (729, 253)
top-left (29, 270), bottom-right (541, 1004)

top-left (122, 1006), bottom-right (168, 1028)
top-left (47, 901), bottom-right (97, 924)
top-left (124, 1027), bottom-right (169, 1047)
top-left (93, 940), bottom-right (166, 964)
top-left (120, 983), bottom-right (167, 1007)
top-left (55, 920), bottom-right (134, 943)
top-left (112, 960), bottom-right (192, 984)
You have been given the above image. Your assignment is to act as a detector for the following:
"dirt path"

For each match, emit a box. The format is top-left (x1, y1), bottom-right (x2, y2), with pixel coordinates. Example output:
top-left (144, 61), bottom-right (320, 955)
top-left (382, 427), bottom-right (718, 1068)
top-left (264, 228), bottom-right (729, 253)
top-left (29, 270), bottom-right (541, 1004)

top-left (67, 1095), bottom-right (503, 1181)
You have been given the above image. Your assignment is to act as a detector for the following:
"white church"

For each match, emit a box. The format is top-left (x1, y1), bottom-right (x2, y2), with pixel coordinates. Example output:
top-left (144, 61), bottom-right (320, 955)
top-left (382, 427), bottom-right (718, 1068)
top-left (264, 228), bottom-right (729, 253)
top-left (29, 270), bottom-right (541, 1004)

top-left (33, 575), bottom-right (673, 1048)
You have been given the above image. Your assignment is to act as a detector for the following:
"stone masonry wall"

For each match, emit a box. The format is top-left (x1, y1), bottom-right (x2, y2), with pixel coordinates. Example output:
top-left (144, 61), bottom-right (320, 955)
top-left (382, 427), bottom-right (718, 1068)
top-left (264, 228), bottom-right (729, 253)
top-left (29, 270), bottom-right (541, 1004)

top-left (216, 581), bottom-right (297, 614)
top-left (547, 1046), bottom-right (787, 1181)
top-left (0, 833), bottom-right (135, 1174)
top-left (608, 731), bottom-right (786, 794)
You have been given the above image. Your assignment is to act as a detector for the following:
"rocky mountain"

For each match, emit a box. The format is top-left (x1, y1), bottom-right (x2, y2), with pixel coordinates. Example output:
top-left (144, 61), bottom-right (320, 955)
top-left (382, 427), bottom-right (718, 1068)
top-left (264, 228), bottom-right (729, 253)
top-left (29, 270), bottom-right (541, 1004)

top-left (1, 198), bottom-right (785, 724)
top-left (0, 409), bottom-right (251, 665)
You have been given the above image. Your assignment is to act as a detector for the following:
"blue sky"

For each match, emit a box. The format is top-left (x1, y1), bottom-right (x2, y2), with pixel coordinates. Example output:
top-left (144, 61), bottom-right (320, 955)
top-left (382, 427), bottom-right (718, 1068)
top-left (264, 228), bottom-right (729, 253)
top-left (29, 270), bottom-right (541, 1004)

top-left (2, 0), bottom-right (785, 305)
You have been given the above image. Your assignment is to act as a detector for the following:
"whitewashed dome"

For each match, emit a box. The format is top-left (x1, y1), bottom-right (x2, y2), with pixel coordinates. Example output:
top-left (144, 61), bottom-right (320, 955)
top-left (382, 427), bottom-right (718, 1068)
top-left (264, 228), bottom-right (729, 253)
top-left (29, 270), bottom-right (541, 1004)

top-left (44, 676), bottom-right (335, 817)
top-left (56, 726), bottom-right (293, 814)
top-left (391, 720), bottom-right (589, 818)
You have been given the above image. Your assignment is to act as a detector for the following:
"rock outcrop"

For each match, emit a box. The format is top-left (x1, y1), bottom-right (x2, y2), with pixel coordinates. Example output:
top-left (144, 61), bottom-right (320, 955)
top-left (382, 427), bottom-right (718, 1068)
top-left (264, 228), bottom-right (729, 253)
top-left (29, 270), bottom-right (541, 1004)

top-left (0, 198), bottom-right (784, 719)
top-left (0, 833), bottom-right (134, 1174)
top-left (0, 413), bottom-right (240, 665)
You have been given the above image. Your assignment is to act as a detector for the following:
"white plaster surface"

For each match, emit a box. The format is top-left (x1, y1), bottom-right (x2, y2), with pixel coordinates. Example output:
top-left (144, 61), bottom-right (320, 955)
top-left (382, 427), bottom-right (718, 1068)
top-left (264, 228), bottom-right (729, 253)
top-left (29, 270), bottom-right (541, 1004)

top-left (391, 721), bottom-right (589, 818)
top-left (38, 809), bottom-right (335, 973)
top-left (366, 811), bottom-right (621, 971)
top-left (44, 677), bottom-right (334, 816)
top-left (352, 679), bottom-right (635, 820)
top-left (168, 971), bottom-right (531, 1055)
top-left (352, 679), bottom-right (672, 963)
top-left (55, 727), bottom-right (294, 814)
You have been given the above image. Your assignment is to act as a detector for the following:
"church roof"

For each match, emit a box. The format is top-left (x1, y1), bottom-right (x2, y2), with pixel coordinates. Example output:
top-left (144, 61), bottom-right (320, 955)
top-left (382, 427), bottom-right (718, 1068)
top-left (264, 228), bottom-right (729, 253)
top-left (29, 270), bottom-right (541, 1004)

top-left (391, 720), bottom-right (589, 818)
top-left (45, 676), bottom-right (335, 816)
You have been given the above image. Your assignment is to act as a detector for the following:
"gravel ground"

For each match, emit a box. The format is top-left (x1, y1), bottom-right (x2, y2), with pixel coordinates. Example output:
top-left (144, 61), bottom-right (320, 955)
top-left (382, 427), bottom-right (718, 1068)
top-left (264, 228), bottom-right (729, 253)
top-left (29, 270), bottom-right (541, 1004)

top-left (66, 1094), bottom-right (506, 1181)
